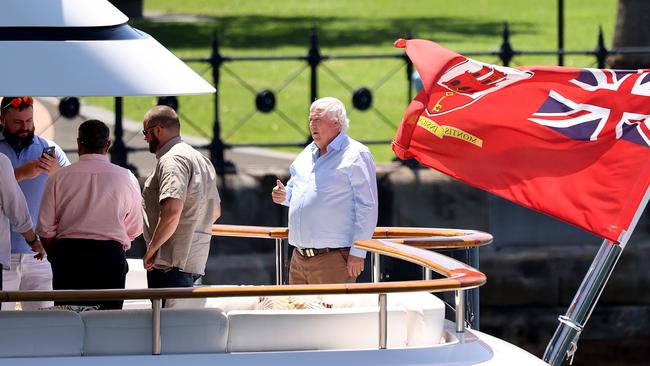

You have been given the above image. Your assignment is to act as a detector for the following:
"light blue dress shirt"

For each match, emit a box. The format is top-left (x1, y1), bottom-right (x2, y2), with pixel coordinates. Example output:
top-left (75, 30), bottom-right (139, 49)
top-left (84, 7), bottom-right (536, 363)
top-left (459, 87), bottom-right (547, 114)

top-left (0, 134), bottom-right (70, 253)
top-left (282, 132), bottom-right (378, 258)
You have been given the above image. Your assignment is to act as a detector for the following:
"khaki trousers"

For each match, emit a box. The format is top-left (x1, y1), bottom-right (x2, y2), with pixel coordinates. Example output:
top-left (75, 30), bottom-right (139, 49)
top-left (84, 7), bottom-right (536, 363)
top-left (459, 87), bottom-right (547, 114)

top-left (289, 248), bottom-right (357, 284)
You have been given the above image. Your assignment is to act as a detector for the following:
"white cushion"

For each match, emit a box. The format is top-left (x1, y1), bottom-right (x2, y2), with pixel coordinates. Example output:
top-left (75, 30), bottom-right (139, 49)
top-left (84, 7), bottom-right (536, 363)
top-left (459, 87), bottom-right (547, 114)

top-left (393, 292), bottom-right (446, 346)
top-left (123, 258), bottom-right (151, 309)
top-left (320, 293), bottom-right (379, 308)
top-left (227, 307), bottom-right (407, 352)
top-left (0, 310), bottom-right (83, 357)
top-left (125, 258), bottom-right (148, 289)
top-left (321, 292), bottom-right (446, 346)
top-left (174, 292), bottom-right (446, 349)
top-left (173, 296), bottom-right (258, 311)
top-left (121, 299), bottom-right (152, 309)
top-left (81, 308), bottom-right (228, 355)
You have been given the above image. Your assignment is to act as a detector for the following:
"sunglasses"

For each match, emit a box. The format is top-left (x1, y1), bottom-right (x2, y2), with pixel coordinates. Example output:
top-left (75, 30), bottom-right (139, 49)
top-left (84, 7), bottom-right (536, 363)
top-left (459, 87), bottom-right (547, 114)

top-left (1, 96), bottom-right (34, 111)
top-left (142, 124), bottom-right (159, 136)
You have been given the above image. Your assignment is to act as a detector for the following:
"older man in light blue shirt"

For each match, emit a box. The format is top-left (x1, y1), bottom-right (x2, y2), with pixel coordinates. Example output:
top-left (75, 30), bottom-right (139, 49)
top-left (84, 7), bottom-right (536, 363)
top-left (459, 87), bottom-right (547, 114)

top-left (272, 97), bottom-right (378, 284)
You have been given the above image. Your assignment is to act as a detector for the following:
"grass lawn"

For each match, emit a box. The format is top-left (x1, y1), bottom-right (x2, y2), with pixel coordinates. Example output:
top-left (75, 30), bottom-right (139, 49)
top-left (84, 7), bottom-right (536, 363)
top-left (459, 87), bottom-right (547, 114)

top-left (86, 0), bottom-right (617, 162)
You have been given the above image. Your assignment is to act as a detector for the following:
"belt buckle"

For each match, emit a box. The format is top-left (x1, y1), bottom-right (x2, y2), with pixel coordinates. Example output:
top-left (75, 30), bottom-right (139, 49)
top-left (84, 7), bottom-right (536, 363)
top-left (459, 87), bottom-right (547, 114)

top-left (298, 248), bottom-right (316, 257)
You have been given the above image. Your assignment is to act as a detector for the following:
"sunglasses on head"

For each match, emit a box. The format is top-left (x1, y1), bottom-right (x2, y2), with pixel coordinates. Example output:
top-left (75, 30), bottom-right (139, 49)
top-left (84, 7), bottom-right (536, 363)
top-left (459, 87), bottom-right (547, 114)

top-left (1, 97), bottom-right (34, 111)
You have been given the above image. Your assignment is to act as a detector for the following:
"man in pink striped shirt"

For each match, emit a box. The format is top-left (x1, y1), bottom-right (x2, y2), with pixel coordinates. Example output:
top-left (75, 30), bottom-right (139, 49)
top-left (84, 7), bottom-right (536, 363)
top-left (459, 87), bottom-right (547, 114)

top-left (37, 119), bottom-right (142, 309)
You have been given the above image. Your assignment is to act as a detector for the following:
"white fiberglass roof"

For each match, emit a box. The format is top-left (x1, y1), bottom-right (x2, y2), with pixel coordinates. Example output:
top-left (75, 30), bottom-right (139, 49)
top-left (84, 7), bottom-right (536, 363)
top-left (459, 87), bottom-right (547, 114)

top-left (0, 0), bottom-right (215, 96)
top-left (0, 0), bottom-right (127, 27)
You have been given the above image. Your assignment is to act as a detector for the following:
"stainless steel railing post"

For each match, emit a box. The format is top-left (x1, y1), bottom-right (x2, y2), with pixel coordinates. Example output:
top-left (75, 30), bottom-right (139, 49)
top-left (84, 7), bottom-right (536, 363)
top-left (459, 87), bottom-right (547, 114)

top-left (152, 299), bottom-right (162, 355)
top-left (378, 293), bottom-right (387, 349)
top-left (372, 252), bottom-right (381, 283)
top-left (455, 290), bottom-right (465, 333)
top-left (469, 247), bottom-right (480, 330)
top-left (275, 238), bottom-right (284, 285)
top-left (423, 267), bottom-right (432, 280)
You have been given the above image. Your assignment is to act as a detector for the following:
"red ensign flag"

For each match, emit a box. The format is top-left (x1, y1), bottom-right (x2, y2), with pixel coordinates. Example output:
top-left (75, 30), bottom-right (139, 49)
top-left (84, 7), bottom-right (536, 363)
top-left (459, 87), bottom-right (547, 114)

top-left (393, 38), bottom-right (650, 243)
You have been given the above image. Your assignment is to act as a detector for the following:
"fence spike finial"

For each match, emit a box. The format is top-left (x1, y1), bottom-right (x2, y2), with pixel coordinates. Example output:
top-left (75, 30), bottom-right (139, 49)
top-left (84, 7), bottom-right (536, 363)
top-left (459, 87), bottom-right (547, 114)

top-left (499, 22), bottom-right (514, 67)
top-left (595, 25), bottom-right (607, 69)
top-left (308, 27), bottom-right (321, 108)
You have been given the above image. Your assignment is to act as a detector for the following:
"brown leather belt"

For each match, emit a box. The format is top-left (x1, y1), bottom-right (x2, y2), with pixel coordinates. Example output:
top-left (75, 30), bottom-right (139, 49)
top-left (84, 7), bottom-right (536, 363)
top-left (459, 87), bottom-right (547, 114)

top-left (295, 247), bottom-right (344, 258)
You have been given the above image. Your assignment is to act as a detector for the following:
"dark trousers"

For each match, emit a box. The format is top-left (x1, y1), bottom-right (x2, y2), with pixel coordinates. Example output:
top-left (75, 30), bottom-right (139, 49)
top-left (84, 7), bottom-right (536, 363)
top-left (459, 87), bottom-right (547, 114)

top-left (147, 267), bottom-right (197, 308)
top-left (49, 238), bottom-right (128, 310)
top-left (147, 267), bottom-right (196, 288)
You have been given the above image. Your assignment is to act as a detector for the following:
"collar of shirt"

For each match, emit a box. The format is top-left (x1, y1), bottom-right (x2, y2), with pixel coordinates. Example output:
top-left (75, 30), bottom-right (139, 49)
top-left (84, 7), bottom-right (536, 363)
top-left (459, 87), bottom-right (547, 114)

top-left (78, 153), bottom-right (110, 162)
top-left (155, 136), bottom-right (182, 159)
top-left (309, 132), bottom-right (347, 161)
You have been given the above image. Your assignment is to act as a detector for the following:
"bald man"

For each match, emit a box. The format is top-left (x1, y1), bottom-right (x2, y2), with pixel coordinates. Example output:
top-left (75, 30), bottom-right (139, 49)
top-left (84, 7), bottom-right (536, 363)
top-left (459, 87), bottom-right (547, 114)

top-left (140, 106), bottom-right (221, 303)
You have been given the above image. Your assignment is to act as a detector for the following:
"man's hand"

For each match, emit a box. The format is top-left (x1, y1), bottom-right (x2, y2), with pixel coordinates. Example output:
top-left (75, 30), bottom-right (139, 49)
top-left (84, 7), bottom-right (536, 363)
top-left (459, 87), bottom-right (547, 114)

top-left (143, 249), bottom-right (158, 271)
top-left (39, 153), bottom-right (61, 175)
top-left (30, 240), bottom-right (46, 260)
top-left (15, 160), bottom-right (43, 181)
top-left (271, 179), bottom-right (287, 204)
top-left (347, 255), bottom-right (364, 278)
top-left (41, 237), bottom-right (56, 257)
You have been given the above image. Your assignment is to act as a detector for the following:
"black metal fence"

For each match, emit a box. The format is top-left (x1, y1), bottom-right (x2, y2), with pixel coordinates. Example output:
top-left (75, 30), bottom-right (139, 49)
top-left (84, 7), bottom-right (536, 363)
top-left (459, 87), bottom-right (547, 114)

top-left (94, 24), bottom-right (650, 177)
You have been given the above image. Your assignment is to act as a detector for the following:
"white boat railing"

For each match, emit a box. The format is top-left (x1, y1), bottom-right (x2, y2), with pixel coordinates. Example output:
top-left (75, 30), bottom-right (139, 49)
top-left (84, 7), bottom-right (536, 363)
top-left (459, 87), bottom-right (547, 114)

top-left (0, 224), bottom-right (492, 355)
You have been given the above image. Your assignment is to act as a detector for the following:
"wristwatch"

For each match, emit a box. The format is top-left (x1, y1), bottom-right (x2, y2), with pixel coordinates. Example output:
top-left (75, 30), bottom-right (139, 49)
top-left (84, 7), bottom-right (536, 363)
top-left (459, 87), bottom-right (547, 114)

top-left (26, 235), bottom-right (39, 245)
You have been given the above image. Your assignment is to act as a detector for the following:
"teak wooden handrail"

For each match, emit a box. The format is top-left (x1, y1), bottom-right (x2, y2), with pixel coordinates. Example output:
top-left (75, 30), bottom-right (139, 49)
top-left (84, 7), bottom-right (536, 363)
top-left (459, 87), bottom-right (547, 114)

top-left (1, 225), bottom-right (489, 303)
top-left (212, 224), bottom-right (493, 249)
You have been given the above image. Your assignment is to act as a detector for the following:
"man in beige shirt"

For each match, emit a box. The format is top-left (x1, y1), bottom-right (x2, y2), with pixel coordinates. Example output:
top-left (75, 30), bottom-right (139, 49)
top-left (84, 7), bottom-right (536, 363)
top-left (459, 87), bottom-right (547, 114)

top-left (141, 106), bottom-right (221, 298)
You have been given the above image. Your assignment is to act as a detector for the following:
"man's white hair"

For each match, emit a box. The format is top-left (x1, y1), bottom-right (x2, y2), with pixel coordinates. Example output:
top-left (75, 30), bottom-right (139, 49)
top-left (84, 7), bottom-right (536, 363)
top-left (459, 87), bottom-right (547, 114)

top-left (310, 97), bottom-right (349, 131)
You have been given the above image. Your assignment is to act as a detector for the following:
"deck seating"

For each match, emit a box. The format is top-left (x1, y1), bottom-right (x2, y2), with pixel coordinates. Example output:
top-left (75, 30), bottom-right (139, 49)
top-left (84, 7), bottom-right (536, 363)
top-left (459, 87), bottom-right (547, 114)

top-left (120, 263), bottom-right (447, 350)
top-left (173, 291), bottom-right (446, 351)
top-left (81, 308), bottom-right (228, 355)
top-left (227, 307), bottom-right (407, 352)
top-left (322, 292), bottom-right (447, 347)
top-left (0, 290), bottom-right (444, 356)
top-left (0, 310), bottom-right (84, 357)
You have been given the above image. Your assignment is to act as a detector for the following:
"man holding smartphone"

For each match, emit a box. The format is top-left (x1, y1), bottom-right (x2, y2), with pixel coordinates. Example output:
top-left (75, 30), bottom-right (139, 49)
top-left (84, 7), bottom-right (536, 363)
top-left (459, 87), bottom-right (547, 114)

top-left (0, 96), bottom-right (70, 310)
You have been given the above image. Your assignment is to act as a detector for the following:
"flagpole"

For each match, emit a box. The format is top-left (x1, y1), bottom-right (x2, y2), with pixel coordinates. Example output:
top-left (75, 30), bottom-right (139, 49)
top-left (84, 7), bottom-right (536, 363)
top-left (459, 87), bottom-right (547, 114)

top-left (543, 184), bottom-right (650, 366)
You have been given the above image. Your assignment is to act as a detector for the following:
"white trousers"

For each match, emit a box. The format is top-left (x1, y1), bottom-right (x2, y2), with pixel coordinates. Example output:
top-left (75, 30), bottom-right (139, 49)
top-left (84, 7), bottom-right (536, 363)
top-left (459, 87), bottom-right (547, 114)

top-left (1, 253), bottom-right (53, 310)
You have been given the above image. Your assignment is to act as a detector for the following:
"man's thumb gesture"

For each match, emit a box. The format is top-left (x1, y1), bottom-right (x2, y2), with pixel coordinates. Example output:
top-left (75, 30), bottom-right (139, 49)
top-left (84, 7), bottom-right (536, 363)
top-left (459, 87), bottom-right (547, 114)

top-left (272, 179), bottom-right (287, 204)
top-left (275, 179), bottom-right (285, 191)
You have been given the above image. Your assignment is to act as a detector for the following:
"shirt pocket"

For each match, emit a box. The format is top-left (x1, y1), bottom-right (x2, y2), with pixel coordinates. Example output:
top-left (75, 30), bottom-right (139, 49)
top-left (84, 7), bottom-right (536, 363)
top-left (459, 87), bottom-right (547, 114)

top-left (314, 168), bottom-right (347, 193)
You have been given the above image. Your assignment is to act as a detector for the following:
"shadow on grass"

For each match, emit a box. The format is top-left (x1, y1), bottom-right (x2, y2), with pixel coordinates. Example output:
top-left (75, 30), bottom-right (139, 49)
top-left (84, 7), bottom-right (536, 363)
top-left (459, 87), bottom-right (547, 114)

top-left (131, 15), bottom-right (537, 51)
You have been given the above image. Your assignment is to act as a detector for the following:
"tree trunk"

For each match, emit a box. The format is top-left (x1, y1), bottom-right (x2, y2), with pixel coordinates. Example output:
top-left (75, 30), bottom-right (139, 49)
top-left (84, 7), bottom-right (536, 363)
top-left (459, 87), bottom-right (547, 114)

top-left (609, 0), bottom-right (650, 68)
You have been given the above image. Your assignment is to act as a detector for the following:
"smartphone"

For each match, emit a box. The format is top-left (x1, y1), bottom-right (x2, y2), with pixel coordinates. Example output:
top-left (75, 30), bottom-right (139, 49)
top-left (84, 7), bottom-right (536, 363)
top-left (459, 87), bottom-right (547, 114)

top-left (42, 146), bottom-right (56, 158)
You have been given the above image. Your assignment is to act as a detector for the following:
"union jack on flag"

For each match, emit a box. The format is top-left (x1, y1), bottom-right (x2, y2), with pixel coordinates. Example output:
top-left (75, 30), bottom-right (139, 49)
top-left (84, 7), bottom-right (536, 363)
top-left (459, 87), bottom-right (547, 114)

top-left (393, 39), bottom-right (650, 243)
top-left (528, 69), bottom-right (650, 147)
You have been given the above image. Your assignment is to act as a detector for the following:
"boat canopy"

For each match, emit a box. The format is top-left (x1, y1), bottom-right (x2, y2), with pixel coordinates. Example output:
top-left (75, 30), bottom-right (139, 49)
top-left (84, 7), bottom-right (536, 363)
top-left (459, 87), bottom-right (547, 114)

top-left (0, 0), bottom-right (215, 96)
